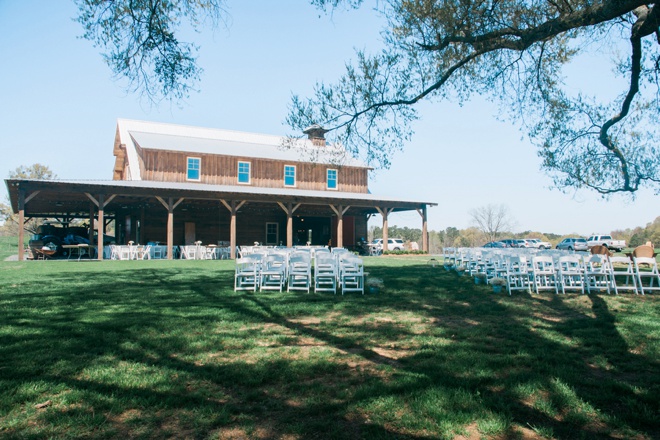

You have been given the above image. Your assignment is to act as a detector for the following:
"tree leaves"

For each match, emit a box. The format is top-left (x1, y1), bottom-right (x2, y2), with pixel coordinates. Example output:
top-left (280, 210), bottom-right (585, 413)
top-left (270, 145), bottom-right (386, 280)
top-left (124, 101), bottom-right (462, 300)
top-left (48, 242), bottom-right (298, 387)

top-left (289, 0), bottom-right (660, 194)
top-left (75, 0), bottom-right (225, 103)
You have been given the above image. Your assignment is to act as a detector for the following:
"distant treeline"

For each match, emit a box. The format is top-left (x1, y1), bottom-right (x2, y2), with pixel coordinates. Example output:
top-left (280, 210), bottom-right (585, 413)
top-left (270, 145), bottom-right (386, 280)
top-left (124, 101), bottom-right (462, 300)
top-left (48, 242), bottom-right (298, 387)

top-left (369, 216), bottom-right (659, 253)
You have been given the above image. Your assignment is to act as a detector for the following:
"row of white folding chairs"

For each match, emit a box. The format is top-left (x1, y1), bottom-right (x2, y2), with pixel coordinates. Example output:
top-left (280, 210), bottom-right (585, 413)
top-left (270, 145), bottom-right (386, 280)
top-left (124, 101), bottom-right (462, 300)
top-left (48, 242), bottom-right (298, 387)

top-left (286, 250), bottom-right (364, 294)
top-left (108, 244), bottom-right (151, 260)
top-left (234, 248), bottom-right (364, 294)
top-left (496, 254), bottom-right (659, 295)
top-left (312, 252), bottom-right (365, 294)
top-left (234, 251), bottom-right (292, 292)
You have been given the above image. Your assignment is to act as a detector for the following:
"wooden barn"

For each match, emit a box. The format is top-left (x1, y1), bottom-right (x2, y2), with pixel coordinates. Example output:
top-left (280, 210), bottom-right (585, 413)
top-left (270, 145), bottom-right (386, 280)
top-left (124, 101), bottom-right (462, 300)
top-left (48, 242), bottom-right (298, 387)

top-left (6, 119), bottom-right (436, 260)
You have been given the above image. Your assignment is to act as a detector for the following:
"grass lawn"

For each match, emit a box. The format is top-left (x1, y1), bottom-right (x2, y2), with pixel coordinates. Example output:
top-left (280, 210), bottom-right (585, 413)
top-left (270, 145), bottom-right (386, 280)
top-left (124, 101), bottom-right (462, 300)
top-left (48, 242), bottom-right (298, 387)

top-left (0, 236), bottom-right (27, 261)
top-left (0, 256), bottom-right (658, 439)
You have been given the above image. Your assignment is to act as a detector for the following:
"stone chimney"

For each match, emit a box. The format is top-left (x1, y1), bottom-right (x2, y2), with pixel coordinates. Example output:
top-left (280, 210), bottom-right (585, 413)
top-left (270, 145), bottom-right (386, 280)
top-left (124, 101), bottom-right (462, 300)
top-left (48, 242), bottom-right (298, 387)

top-left (303, 124), bottom-right (328, 147)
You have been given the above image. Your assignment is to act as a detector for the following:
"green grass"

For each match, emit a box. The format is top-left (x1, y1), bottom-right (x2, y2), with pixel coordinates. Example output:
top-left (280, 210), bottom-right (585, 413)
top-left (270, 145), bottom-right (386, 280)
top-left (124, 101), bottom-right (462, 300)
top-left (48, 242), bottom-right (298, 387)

top-left (0, 236), bottom-right (27, 261)
top-left (0, 256), bottom-right (658, 439)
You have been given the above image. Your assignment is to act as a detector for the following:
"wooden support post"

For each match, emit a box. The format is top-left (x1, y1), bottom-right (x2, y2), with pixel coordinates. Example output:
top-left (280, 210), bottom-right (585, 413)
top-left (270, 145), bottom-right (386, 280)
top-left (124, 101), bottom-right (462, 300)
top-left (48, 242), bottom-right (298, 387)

top-left (221, 200), bottom-right (246, 259)
top-left (16, 189), bottom-right (40, 261)
top-left (376, 207), bottom-right (394, 252)
top-left (277, 202), bottom-right (301, 248)
top-left (17, 190), bottom-right (25, 261)
top-left (287, 214), bottom-right (292, 247)
top-left (337, 210), bottom-right (343, 248)
top-left (89, 205), bottom-right (95, 244)
top-left (416, 205), bottom-right (428, 253)
top-left (329, 205), bottom-right (351, 248)
top-left (230, 209), bottom-right (236, 257)
top-left (167, 209), bottom-right (173, 258)
top-left (97, 195), bottom-right (104, 260)
top-left (85, 193), bottom-right (116, 260)
top-left (156, 196), bottom-right (184, 260)
top-left (382, 211), bottom-right (388, 252)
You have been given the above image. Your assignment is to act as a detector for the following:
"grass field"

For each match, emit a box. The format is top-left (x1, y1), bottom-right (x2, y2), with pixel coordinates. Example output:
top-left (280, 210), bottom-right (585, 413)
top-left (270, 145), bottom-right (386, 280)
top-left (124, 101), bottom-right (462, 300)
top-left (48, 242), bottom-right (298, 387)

top-left (0, 236), bottom-right (27, 261)
top-left (0, 256), bottom-right (658, 439)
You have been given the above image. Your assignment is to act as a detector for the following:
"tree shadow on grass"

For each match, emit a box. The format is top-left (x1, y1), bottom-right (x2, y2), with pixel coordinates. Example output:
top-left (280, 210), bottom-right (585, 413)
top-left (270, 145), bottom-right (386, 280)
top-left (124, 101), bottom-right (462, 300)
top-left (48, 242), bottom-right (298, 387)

top-left (0, 262), bottom-right (658, 439)
top-left (0, 265), bottom-right (433, 438)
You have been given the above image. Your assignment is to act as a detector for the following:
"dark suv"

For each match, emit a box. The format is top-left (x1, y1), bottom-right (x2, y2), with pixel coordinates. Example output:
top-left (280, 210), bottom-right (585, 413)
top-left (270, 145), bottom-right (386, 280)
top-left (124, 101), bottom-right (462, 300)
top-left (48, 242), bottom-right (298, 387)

top-left (29, 223), bottom-right (113, 257)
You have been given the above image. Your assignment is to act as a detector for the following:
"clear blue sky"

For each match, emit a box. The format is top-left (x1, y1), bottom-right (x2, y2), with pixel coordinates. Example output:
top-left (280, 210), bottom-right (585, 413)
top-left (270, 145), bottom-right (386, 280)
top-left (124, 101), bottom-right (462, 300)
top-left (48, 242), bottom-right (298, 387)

top-left (0, 0), bottom-right (657, 236)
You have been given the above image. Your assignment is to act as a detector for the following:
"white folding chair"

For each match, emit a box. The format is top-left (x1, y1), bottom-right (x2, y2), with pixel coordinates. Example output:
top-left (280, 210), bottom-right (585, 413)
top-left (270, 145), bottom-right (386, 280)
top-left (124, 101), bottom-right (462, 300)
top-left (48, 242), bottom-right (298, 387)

top-left (584, 254), bottom-right (612, 294)
top-left (531, 256), bottom-right (559, 294)
top-left (609, 256), bottom-right (638, 294)
top-left (119, 245), bottom-right (132, 260)
top-left (180, 245), bottom-right (196, 260)
top-left (205, 245), bottom-right (218, 260)
top-left (288, 254), bottom-right (312, 292)
top-left (504, 256), bottom-right (531, 295)
top-left (442, 247), bottom-right (456, 268)
top-left (557, 255), bottom-right (584, 294)
top-left (234, 257), bottom-right (260, 291)
top-left (633, 257), bottom-right (660, 295)
top-left (260, 254), bottom-right (286, 292)
top-left (339, 256), bottom-right (364, 294)
top-left (314, 253), bottom-right (337, 293)
top-left (138, 245), bottom-right (151, 260)
top-left (109, 245), bottom-right (120, 260)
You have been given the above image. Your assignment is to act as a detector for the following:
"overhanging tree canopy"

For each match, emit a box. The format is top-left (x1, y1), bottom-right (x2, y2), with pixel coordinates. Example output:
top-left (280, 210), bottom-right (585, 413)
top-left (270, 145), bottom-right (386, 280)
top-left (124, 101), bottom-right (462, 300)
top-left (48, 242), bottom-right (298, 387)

top-left (73, 0), bottom-right (659, 194)
top-left (287, 0), bottom-right (660, 195)
top-left (75, 0), bottom-right (225, 101)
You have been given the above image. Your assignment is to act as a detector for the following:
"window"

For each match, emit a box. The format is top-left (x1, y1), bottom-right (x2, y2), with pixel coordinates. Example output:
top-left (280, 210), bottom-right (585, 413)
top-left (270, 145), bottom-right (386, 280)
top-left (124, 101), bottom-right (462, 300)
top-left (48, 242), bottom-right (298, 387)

top-left (187, 157), bottom-right (201, 181)
top-left (327, 169), bottom-right (337, 190)
top-left (238, 161), bottom-right (251, 184)
top-left (284, 165), bottom-right (296, 187)
top-left (266, 223), bottom-right (279, 245)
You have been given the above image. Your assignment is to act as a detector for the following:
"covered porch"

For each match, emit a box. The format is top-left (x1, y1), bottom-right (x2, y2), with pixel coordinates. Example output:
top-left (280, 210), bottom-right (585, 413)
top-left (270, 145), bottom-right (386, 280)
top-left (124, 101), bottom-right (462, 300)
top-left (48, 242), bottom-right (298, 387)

top-left (6, 179), bottom-right (436, 260)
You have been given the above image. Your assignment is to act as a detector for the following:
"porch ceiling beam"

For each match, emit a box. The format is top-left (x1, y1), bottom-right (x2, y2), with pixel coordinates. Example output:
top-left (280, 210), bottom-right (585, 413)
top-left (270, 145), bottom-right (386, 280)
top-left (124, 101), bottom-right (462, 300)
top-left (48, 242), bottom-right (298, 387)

top-left (24, 191), bottom-right (40, 204)
top-left (220, 199), bottom-right (246, 214)
top-left (329, 204), bottom-right (351, 217)
top-left (85, 193), bottom-right (116, 209)
top-left (276, 202), bottom-right (301, 215)
top-left (156, 196), bottom-right (184, 211)
top-left (376, 207), bottom-right (394, 217)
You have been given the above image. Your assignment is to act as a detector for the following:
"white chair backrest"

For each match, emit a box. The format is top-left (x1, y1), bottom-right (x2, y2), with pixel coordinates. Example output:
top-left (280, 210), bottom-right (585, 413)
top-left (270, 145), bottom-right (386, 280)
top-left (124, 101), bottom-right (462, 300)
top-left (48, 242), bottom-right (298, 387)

top-left (558, 255), bottom-right (582, 270)
top-left (236, 257), bottom-right (258, 271)
top-left (264, 254), bottom-right (284, 268)
top-left (609, 256), bottom-right (633, 267)
top-left (507, 256), bottom-right (528, 273)
top-left (634, 256), bottom-right (658, 271)
top-left (316, 252), bottom-right (334, 264)
top-left (585, 254), bottom-right (610, 272)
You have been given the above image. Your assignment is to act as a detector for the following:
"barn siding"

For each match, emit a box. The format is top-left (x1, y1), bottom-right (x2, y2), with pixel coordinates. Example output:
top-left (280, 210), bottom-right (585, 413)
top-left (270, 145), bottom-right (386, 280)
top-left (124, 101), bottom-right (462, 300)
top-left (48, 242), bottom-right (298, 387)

top-left (138, 150), bottom-right (369, 193)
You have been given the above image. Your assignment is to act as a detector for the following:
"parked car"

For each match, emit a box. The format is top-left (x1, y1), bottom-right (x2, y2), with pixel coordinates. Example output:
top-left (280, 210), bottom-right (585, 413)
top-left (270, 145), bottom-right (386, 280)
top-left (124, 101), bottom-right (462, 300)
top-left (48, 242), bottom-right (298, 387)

top-left (500, 239), bottom-right (527, 248)
top-left (483, 241), bottom-right (507, 248)
top-left (586, 235), bottom-right (626, 252)
top-left (372, 238), bottom-right (405, 251)
top-left (556, 237), bottom-right (589, 251)
top-left (525, 238), bottom-right (552, 250)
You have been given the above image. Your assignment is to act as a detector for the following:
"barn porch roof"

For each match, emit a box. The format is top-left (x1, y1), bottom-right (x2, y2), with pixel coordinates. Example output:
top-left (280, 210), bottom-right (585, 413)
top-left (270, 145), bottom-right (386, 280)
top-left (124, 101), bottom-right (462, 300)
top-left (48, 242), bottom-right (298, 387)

top-left (6, 178), bottom-right (437, 216)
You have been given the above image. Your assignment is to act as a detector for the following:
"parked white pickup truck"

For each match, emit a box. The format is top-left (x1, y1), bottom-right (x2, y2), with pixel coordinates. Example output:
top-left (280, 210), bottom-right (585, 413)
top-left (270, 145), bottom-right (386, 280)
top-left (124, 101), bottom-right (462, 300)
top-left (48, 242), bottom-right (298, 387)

top-left (586, 235), bottom-right (627, 252)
